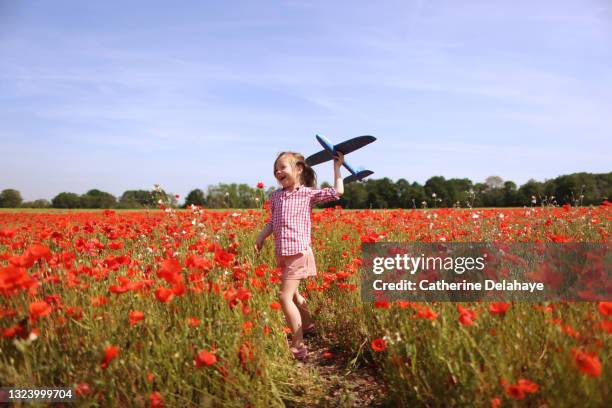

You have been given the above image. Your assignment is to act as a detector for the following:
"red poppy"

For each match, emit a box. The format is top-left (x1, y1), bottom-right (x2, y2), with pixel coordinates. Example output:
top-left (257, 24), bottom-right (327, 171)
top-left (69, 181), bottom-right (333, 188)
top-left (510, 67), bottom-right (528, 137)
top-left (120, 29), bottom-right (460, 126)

top-left (572, 348), bottom-right (602, 377)
top-left (195, 349), bottom-right (217, 368)
top-left (172, 283), bottom-right (186, 296)
top-left (188, 317), bottom-right (201, 327)
top-left (29, 301), bottom-right (52, 320)
top-left (395, 301), bottom-right (410, 309)
top-left (75, 382), bottom-right (92, 397)
top-left (238, 342), bottom-right (254, 366)
top-left (360, 231), bottom-right (384, 243)
top-left (91, 296), bottom-right (108, 307)
top-left (185, 254), bottom-right (211, 271)
top-left (30, 243), bottom-right (51, 261)
top-left (149, 391), bottom-right (164, 408)
top-left (155, 287), bottom-right (174, 303)
top-left (371, 338), bottom-right (387, 352)
top-left (0, 265), bottom-right (37, 296)
top-left (269, 302), bottom-right (281, 310)
top-left (108, 241), bottom-right (123, 250)
top-left (128, 310), bottom-right (144, 325)
top-left (503, 378), bottom-right (539, 399)
top-left (109, 284), bottom-right (129, 294)
top-left (157, 258), bottom-right (183, 285)
top-left (598, 302), bottom-right (612, 316)
top-left (417, 307), bottom-right (438, 320)
top-left (506, 385), bottom-right (525, 399)
top-left (457, 305), bottom-right (477, 326)
top-left (242, 321), bottom-right (253, 334)
top-left (516, 379), bottom-right (539, 393)
top-left (458, 313), bottom-right (475, 326)
top-left (101, 345), bottom-right (120, 369)
top-left (214, 249), bottom-right (234, 268)
top-left (374, 300), bottom-right (390, 309)
top-left (2, 324), bottom-right (25, 338)
top-left (600, 319), bottom-right (612, 334)
top-left (66, 307), bottom-right (83, 320)
top-left (256, 182), bottom-right (264, 189)
top-left (489, 302), bottom-right (510, 315)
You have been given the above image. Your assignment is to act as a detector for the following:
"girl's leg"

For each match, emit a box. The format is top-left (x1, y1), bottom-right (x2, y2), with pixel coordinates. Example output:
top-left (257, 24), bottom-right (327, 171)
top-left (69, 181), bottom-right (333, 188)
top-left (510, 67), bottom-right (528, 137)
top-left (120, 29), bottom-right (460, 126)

top-left (293, 290), bottom-right (313, 329)
top-left (279, 279), bottom-right (304, 348)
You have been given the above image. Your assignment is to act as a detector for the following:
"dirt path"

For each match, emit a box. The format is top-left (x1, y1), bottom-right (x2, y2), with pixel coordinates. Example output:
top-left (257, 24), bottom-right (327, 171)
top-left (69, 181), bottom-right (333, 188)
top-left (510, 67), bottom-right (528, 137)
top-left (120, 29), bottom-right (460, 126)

top-left (294, 332), bottom-right (389, 407)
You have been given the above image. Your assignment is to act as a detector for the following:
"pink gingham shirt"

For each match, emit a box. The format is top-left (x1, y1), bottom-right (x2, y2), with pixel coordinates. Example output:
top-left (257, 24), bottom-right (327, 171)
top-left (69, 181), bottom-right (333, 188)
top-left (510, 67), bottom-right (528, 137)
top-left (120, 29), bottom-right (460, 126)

top-left (267, 186), bottom-right (340, 256)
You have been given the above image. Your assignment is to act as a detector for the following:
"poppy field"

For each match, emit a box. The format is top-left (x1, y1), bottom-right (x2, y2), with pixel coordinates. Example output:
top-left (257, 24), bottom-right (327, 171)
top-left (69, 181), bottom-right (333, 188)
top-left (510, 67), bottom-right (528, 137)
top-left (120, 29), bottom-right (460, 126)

top-left (0, 203), bottom-right (610, 407)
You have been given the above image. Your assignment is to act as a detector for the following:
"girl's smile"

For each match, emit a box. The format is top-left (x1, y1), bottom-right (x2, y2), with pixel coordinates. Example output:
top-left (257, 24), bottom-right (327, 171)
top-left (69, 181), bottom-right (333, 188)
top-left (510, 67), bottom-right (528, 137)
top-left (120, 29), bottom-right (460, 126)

top-left (275, 159), bottom-right (302, 190)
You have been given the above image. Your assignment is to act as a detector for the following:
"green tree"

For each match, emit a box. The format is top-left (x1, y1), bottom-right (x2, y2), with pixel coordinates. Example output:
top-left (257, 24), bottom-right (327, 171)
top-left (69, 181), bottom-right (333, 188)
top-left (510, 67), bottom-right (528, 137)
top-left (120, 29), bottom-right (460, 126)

top-left (366, 178), bottom-right (398, 208)
top-left (503, 181), bottom-right (518, 206)
top-left (446, 178), bottom-right (473, 207)
top-left (81, 189), bottom-right (117, 209)
top-left (205, 183), bottom-right (259, 208)
top-left (0, 189), bottom-right (23, 208)
top-left (395, 179), bottom-right (427, 208)
top-left (21, 199), bottom-right (51, 208)
top-left (340, 181), bottom-right (369, 208)
top-left (485, 175), bottom-right (504, 189)
top-left (52, 192), bottom-right (82, 208)
top-left (185, 189), bottom-right (206, 207)
top-left (547, 173), bottom-right (603, 205)
top-left (517, 179), bottom-right (544, 206)
top-left (395, 179), bottom-right (412, 208)
top-left (119, 190), bottom-right (155, 208)
top-left (424, 176), bottom-right (450, 207)
top-left (594, 172), bottom-right (612, 203)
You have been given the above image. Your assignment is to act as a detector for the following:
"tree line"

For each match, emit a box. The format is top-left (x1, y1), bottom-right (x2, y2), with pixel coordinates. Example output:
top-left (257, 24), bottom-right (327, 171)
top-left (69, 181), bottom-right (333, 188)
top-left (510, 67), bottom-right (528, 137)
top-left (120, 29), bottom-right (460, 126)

top-left (1, 172), bottom-right (610, 209)
top-left (0, 189), bottom-right (178, 209)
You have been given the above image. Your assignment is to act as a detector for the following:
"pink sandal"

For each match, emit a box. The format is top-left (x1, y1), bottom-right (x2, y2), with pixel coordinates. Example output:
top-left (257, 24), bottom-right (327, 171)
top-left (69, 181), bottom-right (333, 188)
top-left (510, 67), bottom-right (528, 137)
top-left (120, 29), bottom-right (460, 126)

top-left (291, 344), bottom-right (308, 360)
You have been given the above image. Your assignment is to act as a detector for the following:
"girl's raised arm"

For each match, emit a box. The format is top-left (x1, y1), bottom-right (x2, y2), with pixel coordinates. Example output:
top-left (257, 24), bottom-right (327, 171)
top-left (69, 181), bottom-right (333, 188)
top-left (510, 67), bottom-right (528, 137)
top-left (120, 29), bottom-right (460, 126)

top-left (333, 152), bottom-right (344, 196)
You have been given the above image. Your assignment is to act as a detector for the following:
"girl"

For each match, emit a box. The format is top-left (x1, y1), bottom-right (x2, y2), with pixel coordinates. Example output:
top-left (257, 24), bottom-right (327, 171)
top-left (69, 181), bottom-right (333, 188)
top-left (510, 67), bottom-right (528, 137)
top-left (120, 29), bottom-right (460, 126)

top-left (255, 151), bottom-right (344, 360)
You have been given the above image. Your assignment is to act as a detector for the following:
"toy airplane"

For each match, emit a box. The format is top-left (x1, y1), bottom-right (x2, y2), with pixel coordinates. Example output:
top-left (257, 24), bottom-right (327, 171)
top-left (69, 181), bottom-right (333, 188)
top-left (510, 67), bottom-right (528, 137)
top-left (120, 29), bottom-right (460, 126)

top-left (305, 134), bottom-right (376, 183)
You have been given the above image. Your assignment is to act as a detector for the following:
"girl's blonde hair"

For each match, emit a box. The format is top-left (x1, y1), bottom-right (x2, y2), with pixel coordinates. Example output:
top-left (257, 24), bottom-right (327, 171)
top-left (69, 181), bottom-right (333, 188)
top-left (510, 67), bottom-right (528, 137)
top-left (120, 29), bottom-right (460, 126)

top-left (273, 151), bottom-right (317, 188)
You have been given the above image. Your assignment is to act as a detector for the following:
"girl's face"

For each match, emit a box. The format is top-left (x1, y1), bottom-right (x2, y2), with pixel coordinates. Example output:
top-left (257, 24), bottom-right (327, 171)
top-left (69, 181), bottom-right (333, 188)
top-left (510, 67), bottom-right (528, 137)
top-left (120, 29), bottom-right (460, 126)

top-left (274, 158), bottom-right (302, 189)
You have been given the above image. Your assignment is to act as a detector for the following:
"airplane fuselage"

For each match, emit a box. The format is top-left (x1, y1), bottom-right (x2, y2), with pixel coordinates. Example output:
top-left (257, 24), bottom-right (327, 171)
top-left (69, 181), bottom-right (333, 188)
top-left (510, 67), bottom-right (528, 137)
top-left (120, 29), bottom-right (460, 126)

top-left (315, 134), bottom-right (357, 175)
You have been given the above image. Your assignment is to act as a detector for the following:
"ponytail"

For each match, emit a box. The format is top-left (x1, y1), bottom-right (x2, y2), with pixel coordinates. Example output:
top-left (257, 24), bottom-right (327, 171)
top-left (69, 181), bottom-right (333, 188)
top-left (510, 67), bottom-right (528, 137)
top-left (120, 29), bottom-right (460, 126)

top-left (301, 163), bottom-right (317, 188)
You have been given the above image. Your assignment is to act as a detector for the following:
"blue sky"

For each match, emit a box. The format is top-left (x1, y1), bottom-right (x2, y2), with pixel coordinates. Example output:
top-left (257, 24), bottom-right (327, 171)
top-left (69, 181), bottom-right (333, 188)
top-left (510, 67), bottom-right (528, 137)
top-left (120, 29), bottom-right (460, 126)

top-left (1, 0), bottom-right (611, 201)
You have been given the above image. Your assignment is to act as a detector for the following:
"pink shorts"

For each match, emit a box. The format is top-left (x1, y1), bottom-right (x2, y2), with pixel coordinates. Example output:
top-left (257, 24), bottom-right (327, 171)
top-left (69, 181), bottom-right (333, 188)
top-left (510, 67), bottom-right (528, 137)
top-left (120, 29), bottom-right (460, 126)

top-left (277, 246), bottom-right (317, 280)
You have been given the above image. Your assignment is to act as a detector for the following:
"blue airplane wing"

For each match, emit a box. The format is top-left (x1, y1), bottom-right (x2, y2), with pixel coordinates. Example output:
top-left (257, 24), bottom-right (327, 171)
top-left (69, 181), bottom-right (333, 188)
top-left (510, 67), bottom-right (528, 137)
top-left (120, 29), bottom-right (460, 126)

top-left (305, 135), bottom-right (376, 166)
top-left (334, 135), bottom-right (376, 155)
top-left (305, 149), bottom-right (332, 166)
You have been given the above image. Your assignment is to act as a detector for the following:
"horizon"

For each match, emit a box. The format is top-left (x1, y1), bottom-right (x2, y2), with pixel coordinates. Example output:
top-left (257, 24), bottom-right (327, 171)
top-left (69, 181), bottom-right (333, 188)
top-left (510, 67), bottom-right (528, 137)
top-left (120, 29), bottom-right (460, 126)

top-left (2, 0), bottom-right (611, 201)
top-left (4, 169), bottom-right (610, 205)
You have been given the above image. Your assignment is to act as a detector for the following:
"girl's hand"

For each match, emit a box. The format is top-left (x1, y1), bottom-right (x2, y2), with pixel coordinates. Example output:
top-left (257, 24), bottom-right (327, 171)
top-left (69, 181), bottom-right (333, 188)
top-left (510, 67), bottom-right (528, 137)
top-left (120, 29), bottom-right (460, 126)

top-left (333, 151), bottom-right (344, 169)
top-left (255, 236), bottom-right (264, 254)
